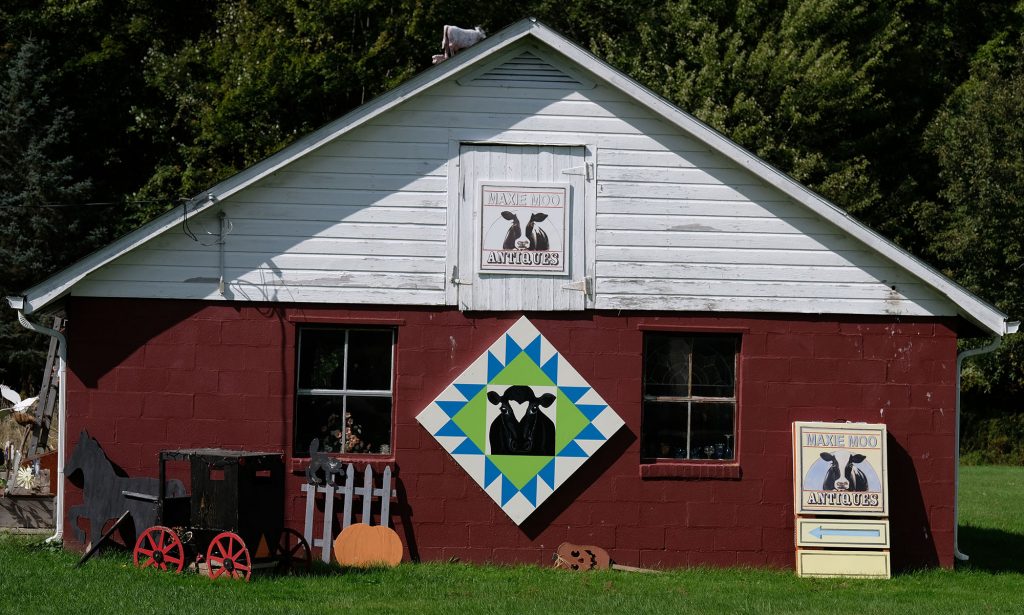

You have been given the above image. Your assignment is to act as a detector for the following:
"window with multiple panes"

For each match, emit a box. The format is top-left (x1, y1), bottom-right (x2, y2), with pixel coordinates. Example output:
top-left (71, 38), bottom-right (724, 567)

top-left (294, 328), bottom-right (394, 456)
top-left (641, 333), bottom-right (738, 461)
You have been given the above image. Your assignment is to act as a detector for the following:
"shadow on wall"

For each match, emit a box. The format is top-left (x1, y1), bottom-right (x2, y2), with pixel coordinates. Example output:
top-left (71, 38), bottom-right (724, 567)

top-left (520, 427), bottom-right (636, 540)
top-left (394, 476), bottom-right (420, 562)
top-left (70, 299), bottom-right (206, 388)
top-left (887, 434), bottom-right (940, 571)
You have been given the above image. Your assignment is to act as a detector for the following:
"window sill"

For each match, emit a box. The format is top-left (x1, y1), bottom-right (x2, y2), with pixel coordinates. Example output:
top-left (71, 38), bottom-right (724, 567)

top-left (289, 456), bottom-right (397, 475)
top-left (639, 462), bottom-right (741, 480)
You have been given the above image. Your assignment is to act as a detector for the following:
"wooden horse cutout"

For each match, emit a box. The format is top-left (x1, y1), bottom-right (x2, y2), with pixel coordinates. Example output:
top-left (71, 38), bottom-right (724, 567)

top-left (64, 430), bottom-right (184, 546)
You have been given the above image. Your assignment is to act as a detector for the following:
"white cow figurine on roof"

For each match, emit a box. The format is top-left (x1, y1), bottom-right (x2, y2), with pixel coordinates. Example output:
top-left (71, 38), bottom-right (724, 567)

top-left (432, 25), bottom-right (486, 64)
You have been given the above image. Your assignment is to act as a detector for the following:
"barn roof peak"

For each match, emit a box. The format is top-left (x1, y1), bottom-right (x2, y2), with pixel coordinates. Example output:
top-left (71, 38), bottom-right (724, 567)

top-left (9, 18), bottom-right (1015, 337)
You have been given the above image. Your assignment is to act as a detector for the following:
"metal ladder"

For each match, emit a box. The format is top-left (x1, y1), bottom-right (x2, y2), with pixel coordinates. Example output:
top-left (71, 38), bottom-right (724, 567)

top-left (27, 315), bottom-right (64, 455)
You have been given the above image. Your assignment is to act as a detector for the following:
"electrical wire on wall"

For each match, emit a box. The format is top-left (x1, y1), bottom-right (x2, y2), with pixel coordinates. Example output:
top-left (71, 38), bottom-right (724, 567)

top-left (181, 196), bottom-right (232, 247)
top-left (181, 196), bottom-right (233, 296)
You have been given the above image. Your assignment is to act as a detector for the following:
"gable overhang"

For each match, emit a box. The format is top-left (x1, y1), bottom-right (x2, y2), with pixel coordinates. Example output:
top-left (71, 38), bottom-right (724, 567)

top-left (13, 19), bottom-right (1014, 337)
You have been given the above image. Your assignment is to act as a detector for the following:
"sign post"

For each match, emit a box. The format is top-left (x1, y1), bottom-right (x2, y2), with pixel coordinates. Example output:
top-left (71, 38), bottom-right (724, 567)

top-left (792, 421), bottom-right (890, 578)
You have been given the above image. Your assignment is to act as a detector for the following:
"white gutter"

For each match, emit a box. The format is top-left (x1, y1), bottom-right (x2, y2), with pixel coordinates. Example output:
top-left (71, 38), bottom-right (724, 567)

top-left (8, 297), bottom-right (67, 544)
top-left (953, 322), bottom-right (1019, 561)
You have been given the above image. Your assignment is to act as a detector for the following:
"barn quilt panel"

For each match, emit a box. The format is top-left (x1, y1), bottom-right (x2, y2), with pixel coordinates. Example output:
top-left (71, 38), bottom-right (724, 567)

top-left (416, 316), bottom-right (624, 524)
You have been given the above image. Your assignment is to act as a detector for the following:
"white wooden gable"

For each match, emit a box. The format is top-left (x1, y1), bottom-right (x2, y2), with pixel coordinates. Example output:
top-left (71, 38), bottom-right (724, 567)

top-left (15, 20), bottom-right (1012, 336)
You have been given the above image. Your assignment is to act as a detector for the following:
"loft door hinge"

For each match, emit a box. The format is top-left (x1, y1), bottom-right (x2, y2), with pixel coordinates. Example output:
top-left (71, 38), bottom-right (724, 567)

top-left (450, 266), bottom-right (472, 286)
top-left (562, 277), bottom-right (593, 295)
top-left (561, 163), bottom-right (593, 181)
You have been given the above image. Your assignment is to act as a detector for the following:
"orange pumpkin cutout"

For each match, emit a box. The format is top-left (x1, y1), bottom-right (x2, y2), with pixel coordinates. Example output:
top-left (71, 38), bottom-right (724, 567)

top-left (333, 523), bottom-right (403, 567)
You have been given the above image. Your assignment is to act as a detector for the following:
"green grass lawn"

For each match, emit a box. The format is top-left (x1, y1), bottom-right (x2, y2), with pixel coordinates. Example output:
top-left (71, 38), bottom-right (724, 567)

top-left (1, 466), bottom-right (1023, 614)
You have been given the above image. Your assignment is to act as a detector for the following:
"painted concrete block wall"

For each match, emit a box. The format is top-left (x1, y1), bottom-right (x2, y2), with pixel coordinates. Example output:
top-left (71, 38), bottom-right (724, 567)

top-left (64, 297), bottom-right (957, 569)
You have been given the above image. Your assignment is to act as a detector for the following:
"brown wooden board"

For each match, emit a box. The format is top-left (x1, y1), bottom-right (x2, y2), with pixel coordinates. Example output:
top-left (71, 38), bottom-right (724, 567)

top-left (77, 510), bottom-right (131, 567)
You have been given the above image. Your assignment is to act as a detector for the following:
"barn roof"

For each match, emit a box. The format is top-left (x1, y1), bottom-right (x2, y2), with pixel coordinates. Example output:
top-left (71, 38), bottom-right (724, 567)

top-left (9, 18), bottom-right (1015, 337)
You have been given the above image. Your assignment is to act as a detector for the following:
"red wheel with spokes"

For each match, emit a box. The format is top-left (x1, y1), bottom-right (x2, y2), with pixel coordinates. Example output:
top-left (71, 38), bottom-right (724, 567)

top-left (274, 528), bottom-right (312, 574)
top-left (206, 531), bottom-right (251, 581)
top-left (133, 526), bottom-right (185, 573)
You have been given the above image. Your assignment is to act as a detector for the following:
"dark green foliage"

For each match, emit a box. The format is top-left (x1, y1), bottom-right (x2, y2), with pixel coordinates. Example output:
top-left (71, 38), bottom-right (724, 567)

top-left (962, 411), bottom-right (1024, 466)
top-left (922, 22), bottom-right (1024, 409)
top-left (0, 40), bottom-right (90, 389)
top-left (592, 0), bottom-right (894, 219)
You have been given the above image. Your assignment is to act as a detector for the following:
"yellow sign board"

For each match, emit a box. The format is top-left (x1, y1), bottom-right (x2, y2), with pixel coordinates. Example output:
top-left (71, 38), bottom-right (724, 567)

top-left (796, 549), bottom-right (890, 579)
top-left (793, 422), bottom-right (888, 517)
top-left (796, 518), bottom-right (890, 548)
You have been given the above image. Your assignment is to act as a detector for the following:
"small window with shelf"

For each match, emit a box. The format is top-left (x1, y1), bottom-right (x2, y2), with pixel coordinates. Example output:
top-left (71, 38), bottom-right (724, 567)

top-left (294, 327), bottom-right (395, 457)
top-left (641, 333), bottom-right (738, 461)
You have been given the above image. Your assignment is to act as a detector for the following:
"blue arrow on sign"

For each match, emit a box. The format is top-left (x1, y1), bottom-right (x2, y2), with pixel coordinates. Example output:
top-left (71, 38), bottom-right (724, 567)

top-left (810, 526), bottom-right (880, 539)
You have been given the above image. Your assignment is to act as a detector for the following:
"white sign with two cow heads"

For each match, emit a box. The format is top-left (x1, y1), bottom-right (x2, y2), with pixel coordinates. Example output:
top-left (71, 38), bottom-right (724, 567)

top-left (793, 421), bottom-right (889, 517)
top-left (479, 182), bottom-right (569, 275)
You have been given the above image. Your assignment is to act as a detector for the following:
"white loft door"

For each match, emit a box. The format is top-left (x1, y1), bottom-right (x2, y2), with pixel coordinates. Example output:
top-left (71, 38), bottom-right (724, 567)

top-left (457, 143), bottom-right (590, 311)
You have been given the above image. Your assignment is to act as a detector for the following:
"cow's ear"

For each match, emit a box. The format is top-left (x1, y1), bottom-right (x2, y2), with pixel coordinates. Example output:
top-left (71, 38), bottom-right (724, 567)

top-left (819, 452), bottom-right (835, 461)
top-left (487, 391), bottom-right (502, 404)
top-left (538, 393), bottom-right (557, 407)
top-left (501, 211), bottom-right (516, 220)
top-left (532, 212), bottom-right (548, 222)
top-left (850, 454), bottom-right (867, 463)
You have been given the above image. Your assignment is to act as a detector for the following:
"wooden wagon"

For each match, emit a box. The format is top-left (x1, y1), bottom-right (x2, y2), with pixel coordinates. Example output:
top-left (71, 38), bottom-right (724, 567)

top-left (131, 448), bottom-right (310, 580)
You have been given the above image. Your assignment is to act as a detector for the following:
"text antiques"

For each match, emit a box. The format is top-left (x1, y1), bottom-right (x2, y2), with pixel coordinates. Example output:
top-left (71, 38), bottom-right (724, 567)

top-left (792, 422), bottom-right (890, 578)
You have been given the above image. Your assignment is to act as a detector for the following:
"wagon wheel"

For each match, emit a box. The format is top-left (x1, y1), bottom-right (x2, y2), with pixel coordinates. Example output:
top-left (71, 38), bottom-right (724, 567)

top-left (133, 526), bottom-right (185, 573)
top-left (206, 531), bottom-right (251, 581)
top-left (273, 528), bottom-right (312, 575)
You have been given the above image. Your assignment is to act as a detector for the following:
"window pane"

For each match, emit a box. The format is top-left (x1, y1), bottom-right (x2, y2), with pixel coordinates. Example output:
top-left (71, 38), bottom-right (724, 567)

top-left (294, 396), bottom-right (345, 455)
top-left (345, 396), bottom-right (392, 455)
top-left (641, 401), bottom-right (688, 459)
top-left (346, 330), bottom-right (393, 391)
top-left (644, 335), bottom-right (690, 397)
top-left (691, 337), bottom-right (737, 398)
top-left (299, 330), bottom-right (346, 390)
top-left (689, 402), bottom-right (735, 459)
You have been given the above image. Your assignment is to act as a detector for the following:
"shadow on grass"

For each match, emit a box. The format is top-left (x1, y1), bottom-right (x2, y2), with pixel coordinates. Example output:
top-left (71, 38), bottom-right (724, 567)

top-left (956, 526), bottom-right (1024, 573)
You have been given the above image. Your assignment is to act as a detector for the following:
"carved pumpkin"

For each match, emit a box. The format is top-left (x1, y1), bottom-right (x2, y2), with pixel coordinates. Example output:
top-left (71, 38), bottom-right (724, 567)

top-left (333, 523), bottom-right (403, 567)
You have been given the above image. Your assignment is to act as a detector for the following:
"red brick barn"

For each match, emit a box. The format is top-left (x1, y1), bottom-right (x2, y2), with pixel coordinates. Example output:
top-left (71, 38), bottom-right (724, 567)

top-left (7, 20), bottom-right (1016, 572)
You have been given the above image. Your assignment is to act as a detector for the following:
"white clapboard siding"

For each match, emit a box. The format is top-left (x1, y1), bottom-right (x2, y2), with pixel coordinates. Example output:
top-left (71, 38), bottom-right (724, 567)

top-left (597, 246), bottom-right (877, 268)
top-left (88, 264), bottom-right (443, 290)
top-left (72, 279), bottom-right (445, 305)
top-left (595, 294), bottom-right (953, 315)
top-left (220, 203), bottom-right (447, 225)
top-left (115, 250), bottom-right (440, 273)
top-left (598, 262), bottom-right (912, 284)
top-left (598, 279), bottom-right (940, 302)
top-left (76, 38), bottom-right (955, 317)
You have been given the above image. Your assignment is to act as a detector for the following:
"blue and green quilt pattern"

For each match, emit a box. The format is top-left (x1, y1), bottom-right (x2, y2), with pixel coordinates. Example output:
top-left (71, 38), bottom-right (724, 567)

top-left (416, 316), bottom-right (624, 525)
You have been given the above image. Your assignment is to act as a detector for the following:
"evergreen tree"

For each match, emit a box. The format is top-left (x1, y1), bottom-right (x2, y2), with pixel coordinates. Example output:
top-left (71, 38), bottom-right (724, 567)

top-left (0, 40), bottom-right (90, 389)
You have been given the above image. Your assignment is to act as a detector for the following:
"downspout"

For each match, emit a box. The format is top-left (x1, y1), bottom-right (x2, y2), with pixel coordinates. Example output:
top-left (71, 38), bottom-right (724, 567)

top-left (12, 305), bottom-right (67, 544)
top-left (953, 323), bottom-right (1017, 561)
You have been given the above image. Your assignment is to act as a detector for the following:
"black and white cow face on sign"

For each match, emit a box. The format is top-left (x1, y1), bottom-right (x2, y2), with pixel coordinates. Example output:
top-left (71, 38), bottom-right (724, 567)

top-left (486, 385), bottom-right (556, 456)
top-left (819, 451), bottom-right (869, 492)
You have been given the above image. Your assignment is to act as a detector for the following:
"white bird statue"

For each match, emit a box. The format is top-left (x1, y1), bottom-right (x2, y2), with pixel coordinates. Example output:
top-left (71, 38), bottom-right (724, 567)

top-left (1, 384), bottom-right (39, 426)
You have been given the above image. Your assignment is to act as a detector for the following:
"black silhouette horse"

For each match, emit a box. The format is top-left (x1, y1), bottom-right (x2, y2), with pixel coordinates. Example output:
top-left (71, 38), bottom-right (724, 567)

top-left (64, 430), bottom-right (184, 546)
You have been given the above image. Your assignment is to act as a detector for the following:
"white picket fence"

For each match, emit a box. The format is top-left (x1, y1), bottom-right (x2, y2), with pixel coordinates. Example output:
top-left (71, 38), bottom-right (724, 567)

top-left (300, 464), bottom-right (397, 563)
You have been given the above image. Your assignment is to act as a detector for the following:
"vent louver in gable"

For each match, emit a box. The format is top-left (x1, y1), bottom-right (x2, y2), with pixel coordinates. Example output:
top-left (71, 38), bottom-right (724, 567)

top-left (461, 51), bottom-right (592, 89)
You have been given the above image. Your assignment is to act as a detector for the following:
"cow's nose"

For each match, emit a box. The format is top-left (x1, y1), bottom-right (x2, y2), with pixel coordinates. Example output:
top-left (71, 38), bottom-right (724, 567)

top-left (834, 480), bottom-right (849, 491)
